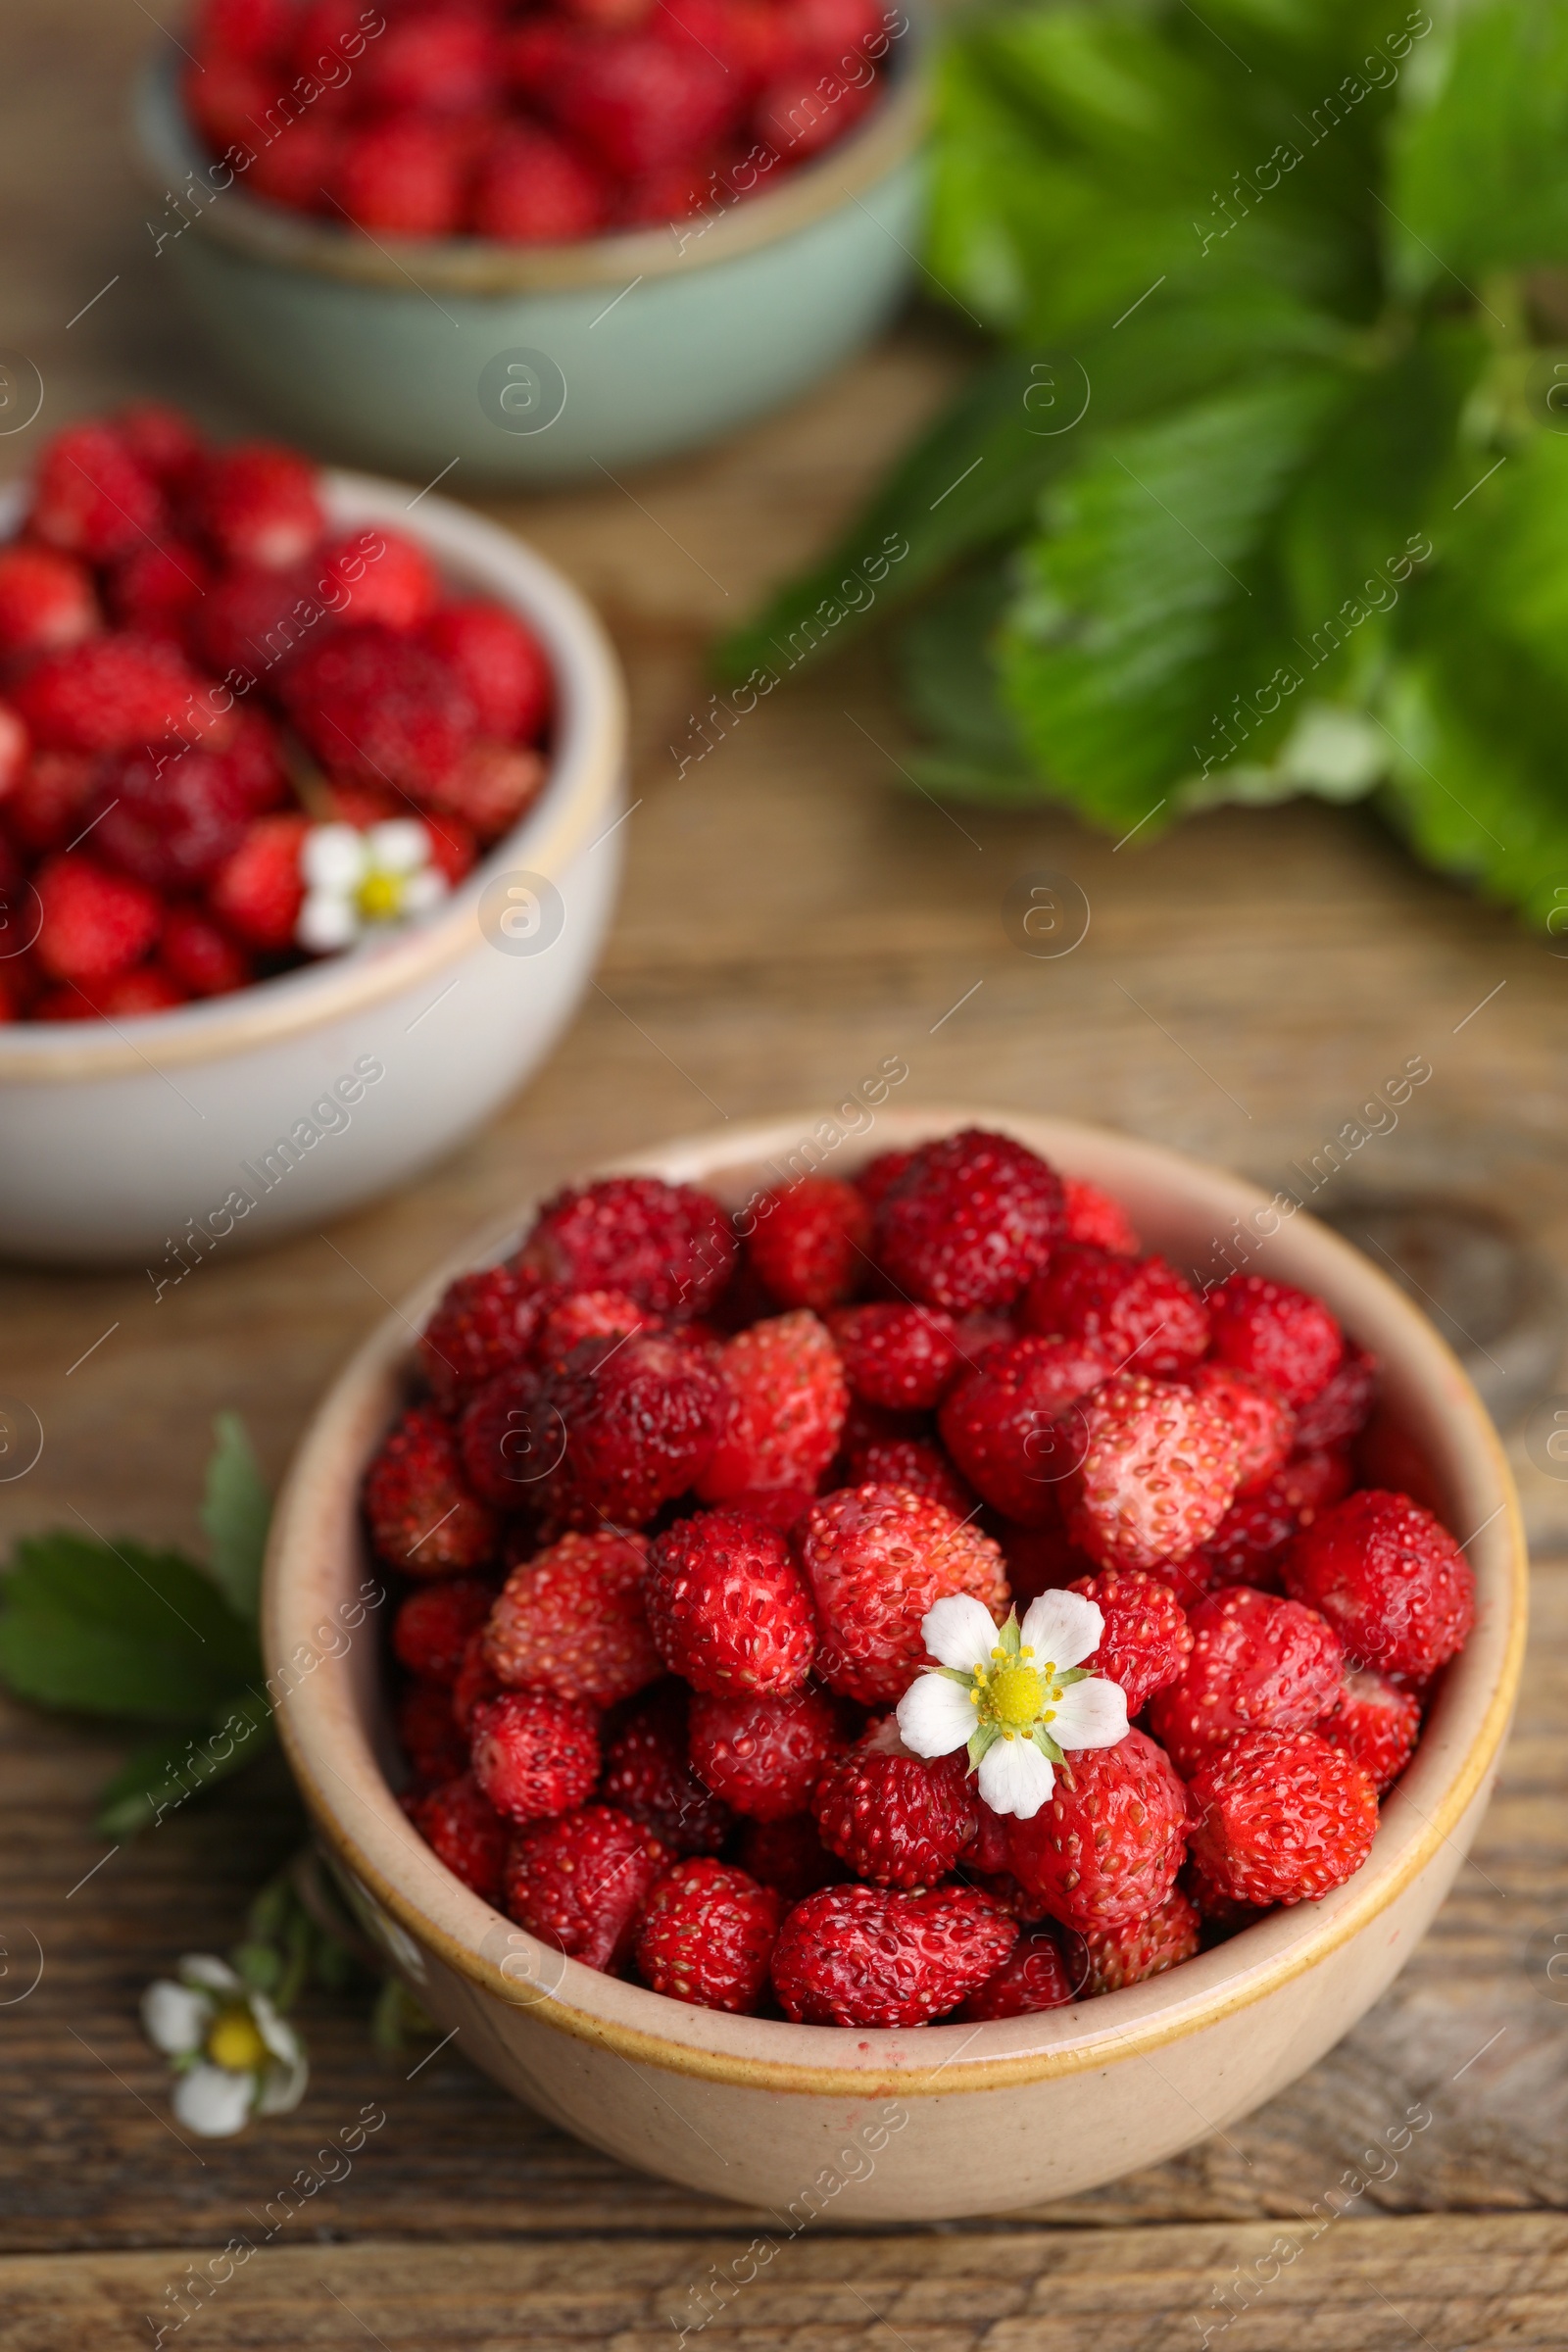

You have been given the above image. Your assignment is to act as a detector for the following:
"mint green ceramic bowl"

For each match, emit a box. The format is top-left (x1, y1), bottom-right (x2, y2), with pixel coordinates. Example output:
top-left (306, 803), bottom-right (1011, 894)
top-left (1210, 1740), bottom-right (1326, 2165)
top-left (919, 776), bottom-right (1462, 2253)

top-left (132, 37), bottom-right (925, 483)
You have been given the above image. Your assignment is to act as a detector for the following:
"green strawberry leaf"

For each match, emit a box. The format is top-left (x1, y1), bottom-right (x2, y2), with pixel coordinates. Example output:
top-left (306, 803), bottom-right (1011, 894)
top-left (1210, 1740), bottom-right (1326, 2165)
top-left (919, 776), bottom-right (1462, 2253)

top-left (200, 1413), bottom-right (270, 1626)
top-left (0, 1531), bottom-right (262, 1719)
top-left (94, 1691), bottom-right (276, 1838)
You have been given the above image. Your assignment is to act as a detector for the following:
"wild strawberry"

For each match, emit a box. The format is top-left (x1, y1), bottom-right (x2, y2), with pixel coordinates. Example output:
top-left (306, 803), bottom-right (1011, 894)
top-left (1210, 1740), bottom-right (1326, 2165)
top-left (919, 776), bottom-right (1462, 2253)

top-left (29, 420), bottom-right (164, 564)
top-left (246, 118), bottom-right (346, 214)
top-left (747, 1177), bottom-right (871, 1311)
top-left (209, 812), bottom-right (309, 949)
top-left (189, 560), bottom-right (319, 680)
top-left (600, 1680), bottom-right (732, 1853)
top-left (470, 1687), bottom-right (600, 1824)
top-left (195, 0), bottom-right (294, 62)
top-left (89, 748), bottom-right (253, 891)
top-left (1182, 1364), bottom-right (1295, 1494)
top-left (1024, 1247), bottom-right (1209, 1378)
top-left (938, 1335), bottom-right (1108, 1527)
top-left (419, 740), bottom-right (547, 842)
top-left (504, 1803), bottom-right (667, 1970)
top-left (393, 1576), bottom-right (497, 1684)
top-left (1292, 1341), bottom-right (1380, 1450)
top-left (998, 1515), bottom-right (1102, 1603)
top-left (1146, 1586), bottom-right (1343, 1778)
top-left (193, 441), bottom-right (322, 571)
top-left (636, 1858), bottom-right (782, 2011)
top-left (536, 1289), bottom-right (651, 1372)
top-left (323, 528), bottom-right (440, 632)
top-left (1283, 1489), bottom-right (1475, 1680)
top-left (39, 964), bottom-right (189, 1020)
top-left (811, 1720), bottom-right (975, 1887)
top-left (158, 906), bottom-right (253, 999)
top-left (957, 1922), bottom-right (1084, 2018)
top-left (696, 1310), bottom-right (848, 1502)
top-left (505, 15), bottom-right (588, 95)
top-left (336, 115), bottom-right (469, 236)
top-left (459, 1364), bottom-right (553, 1508)
top-left (452, 1627), bottom-right (502, 1731)
top-left (1207, 1274), bottom-right (1344, 1407)
top-left (1061, 1174), bottom-right (1139, 1255)
top-left (1006, 1730), bottom-right (1189, 1931)
top-left (364, 1402), bottom-right (497, 1574)
top-left (116, 401), bottom-right (205, 493)
top-left (539, 1332), bottom-right (724, 1528)
top-left (1065, 1374), bottom-right (1242, 1573)
top-left (1073, 1885), bottom-right (1200, 1994)
top-left (645, 1506), bottom-right (817, 1694)
top-left (0, 544), bottom-right (98, 656)
top-left (856, 1146), bottom-right (914, 1212)
top-left (472, 122), bottom-right (609, 240)
top-left (519, 1174), bottom-right (736, 1318)
top-left (873, 1128), bottom-right (1064, 1312)
top-left (423, 600), bottom-right (553, 741)
top-left (419, 1261), bottom-right (555, 1408)
top-left (484, 1528), bottom-right (661, 1707)
top-left (13, 634), bottom-right (222, 755)
top-left (181, 53), bottom-right (274, 152)
top-left (826, 1302), bottom-right (960, 1410)
top-left (1317, 1665), bottom-right (1421, 1794)
top-left (282, 622), bottom-right (477, 795)
top-left (1187, 1728), bottom-right (1378, 1906)
top-left (737, 1811), bottom-right (845, 1902)
top-left (802, 1483), bottom-right (1007, 1704)
top-left (359, 6), bottom-right (502, 111)
top-left (404, 1772), bottom-right (509, 1904)
top-left (1197, 1446), bottom-right (1354, 1592)
top-left (850, 1438), bottom-right (974, 1518)
top-left (0, 704), bottom-right (27, 800)
top-left (396, 1677), bottom-right (468, 1783)
top-left (689, 1682), bottom-right (841, 1818)
top-left (556, 31), bottom-right (738, 174)
top-left (1064, 1566), bottom-right (1193, 1714)
top-left (615, 158), bottom-right (712, 226)
top-left (771, 1883), bottom-right (1017, 2027)
top-left (32, 853), bottom-right (161, 985)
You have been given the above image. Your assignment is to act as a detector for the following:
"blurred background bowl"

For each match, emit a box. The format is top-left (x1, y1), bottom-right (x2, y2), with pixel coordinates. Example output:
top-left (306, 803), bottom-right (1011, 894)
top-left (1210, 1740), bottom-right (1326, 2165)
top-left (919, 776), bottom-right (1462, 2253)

top-left (130, 31), bottom-right (926, 484)
top-left (0, 473), bottom-right (626, 1266)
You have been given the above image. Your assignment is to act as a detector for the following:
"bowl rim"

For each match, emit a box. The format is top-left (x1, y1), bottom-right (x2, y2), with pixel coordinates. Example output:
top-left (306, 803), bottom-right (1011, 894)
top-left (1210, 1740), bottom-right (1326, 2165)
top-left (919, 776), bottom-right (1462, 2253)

top-left (263, 1108), bottom-right (1528, 2097)
top-left (131, 19), bottom-right (926, 299)
top-left (0, 469), bottom-right (625, 1082)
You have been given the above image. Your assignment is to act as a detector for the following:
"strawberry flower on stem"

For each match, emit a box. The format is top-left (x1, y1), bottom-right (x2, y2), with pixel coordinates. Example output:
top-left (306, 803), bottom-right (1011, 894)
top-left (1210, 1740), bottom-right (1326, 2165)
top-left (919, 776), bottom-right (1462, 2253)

top-left (895, 1591), bottom-right (1129, 1820)
top-left (296, 818), bottom-right (447, 954)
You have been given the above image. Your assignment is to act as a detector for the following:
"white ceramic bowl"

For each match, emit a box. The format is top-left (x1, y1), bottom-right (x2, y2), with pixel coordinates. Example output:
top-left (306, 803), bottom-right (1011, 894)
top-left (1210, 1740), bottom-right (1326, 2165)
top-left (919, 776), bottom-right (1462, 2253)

top-left (264, 1109), bottom-right (1527, 2222)
top-left (0, 475), bottom-right (626, 1266)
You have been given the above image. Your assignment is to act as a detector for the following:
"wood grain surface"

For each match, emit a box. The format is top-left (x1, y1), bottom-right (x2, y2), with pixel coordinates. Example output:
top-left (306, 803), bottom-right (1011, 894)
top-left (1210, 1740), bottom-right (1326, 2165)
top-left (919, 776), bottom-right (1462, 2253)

top-left (4, 1), bottom-right (1568, 2339)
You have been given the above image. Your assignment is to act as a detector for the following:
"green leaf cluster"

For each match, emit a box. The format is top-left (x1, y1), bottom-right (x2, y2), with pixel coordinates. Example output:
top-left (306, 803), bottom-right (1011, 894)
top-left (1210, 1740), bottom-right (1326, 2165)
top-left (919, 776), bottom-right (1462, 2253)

top-left (721, 0), bottom-right (1568, 927)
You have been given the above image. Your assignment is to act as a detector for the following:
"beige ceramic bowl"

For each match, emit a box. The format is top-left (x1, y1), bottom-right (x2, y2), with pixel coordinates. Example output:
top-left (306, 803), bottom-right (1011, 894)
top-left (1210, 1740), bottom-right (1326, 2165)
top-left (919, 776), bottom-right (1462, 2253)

top-left (264, 1109), bottom-right (1526, 2221)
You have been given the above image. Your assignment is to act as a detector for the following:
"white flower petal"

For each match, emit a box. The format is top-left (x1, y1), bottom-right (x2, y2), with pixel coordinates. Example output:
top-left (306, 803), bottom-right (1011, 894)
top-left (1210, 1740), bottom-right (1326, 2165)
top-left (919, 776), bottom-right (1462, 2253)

top-left (172, 2062), bottom-right (254, 2138)
top-left (297, 891), bottom-right (360, 953)
top-left (141, 1980), bottom-right (210, 2055)
top-left (178, 1954), bottom-right (244, 1995)
top-left (920, 1593), bottom-right (999, 1672)
top-left (896, 1672), bottom-right (979, 1758)
top-left (977, 1736), bottom-right (1055, 1820)
top-left (1020, 1588), bottom-right (1103, 1671)
top-left (250, 1991), bottom-right (302, 2069)
top-left (301, 823), bottom-right (365, 892)
top-left (368, 819), bottom-right (430, 873)
top-left (1050, 1675), bottom-right (1130, 1752)
top-left (255, 2049), bottom-right (309, 2117)
top-left (403, 868), bottom-right (447, 911)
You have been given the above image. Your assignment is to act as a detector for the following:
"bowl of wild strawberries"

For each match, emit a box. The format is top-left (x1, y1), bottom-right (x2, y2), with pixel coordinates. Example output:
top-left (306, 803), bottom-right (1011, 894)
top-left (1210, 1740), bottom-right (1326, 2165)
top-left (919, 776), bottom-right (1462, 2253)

top-left (132, 0), bottom-right (925, 481)
top-left (264, 1111), bottom-right (1524, 2218)
top-left (0, 403), bottom-right (624, 1265)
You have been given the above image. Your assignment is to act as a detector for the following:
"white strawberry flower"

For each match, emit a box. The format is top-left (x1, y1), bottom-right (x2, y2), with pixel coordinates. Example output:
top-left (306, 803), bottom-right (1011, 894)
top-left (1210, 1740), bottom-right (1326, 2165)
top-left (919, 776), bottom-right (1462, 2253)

top-left (140, 1954), bottom-right (308, 2137)
top-left (895, 1590), bottom-right (1129, 1820)
top-left (297, 818), bottom-right (447, 954)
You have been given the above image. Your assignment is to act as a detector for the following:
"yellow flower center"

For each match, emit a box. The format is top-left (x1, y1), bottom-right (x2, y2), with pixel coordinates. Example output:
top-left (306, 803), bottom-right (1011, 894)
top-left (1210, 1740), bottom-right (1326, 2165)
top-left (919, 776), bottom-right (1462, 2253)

top-left (357, 869), bottom-right (406, 922)
top-left (206, 2007), bottom-right (269, 2073)
top-left (987, 1660), bottom-right (1048, 1729)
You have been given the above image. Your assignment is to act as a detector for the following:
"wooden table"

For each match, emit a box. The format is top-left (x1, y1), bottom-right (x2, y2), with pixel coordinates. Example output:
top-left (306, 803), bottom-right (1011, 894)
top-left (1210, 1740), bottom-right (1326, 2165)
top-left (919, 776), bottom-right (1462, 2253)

top-left (5, 7), bottom-right (1568, 2344)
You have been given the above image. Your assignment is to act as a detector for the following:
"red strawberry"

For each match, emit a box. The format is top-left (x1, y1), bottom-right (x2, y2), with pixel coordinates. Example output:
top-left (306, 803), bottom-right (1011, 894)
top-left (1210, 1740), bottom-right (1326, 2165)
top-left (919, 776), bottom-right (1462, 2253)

top-left (645, 1506), bottom-right (818, 1694)
top-left (1187, 1728), bottom-right (1378, 1906)
top-left (504, 1803), bottom-right (667, 1970)
top-left (856, 1147), bottom-right (914, 1212)
top-left (1282, 1489), bottom-right (1475, 1680)
top-left (556, 31), bottom-right (738, 174)
top-left (999, 1515), bottom-right (1102, 1604)
top-left (484, 1528), bottom-right (661, 1707)
top-left (452, 1627), bottom-right (503, 1731)
top-left (519, 1174), bottom-right (736, 1318)
top-left (470, 1687), bottom-right (601, 1824)
top-left (88, 747), bottom-right (253, 891)
top-left (600, 1680), bottom-right (733, 1854)
top-left (195, 0), bottom-right (294, 62)
top-left (158, 906), bottom-right (253, 999)
top-left (206, 811), bottom-right (310, 950)
top-left (954, 1923), bottom-right (1080, 2019)
top-left (336, 115), bottom-right (470, 235)
top-left (404, 1772), bottom-right (509, 1903)
top-left (471, 123), bottom-right (609, 241)
top-left (535, 1288), bottom-right (651, 1371)
top-left (802, 1483), bottom-right (1007, 1704)
top-left (505, 16), bottom-right (589, 96)
top-left (849, 1438), bottom-right (974, 1518)
top-left (1292, 1341), bottom-right (1379, 1450)
top-left (245, 118), bottom-right (346, 215)
top-left (1023, 1247), bottom-right (1209, 1378)
top-left (32, 853), bottom-right (161, 985)
top-left (193, 441), bottom-right (322, 571)
top-left (38, 964), bottom-right (189, 1020)
top-left (636, 1858), bottom-right (782, 2012)
top-left (689, 1682), bottom-right (841, 1819)
top-left (13, 634), bottom-right (222, 755)
top-left (539, 1332), bottom-right (724, 1528)
top-left (696, 1310), bottom-right (849, 1501)
top-left (1196, 1446), bottom-right (1354, 1592)
top-left (1182, 1364), bottom-right (1295, 1494)
top-left (116, 402), bottom-right (205, 494)
top-left (106, 538), bottom-right (209, 638)
top-left (358, 7), bottom-right (502, 113)
top-left (771, 1883), bottom-right (1016, 2027)
top-left (393, 1577), bottom-right (497, 1684)
top-left (873, 1128), bottom-right (1064, 1312)
top-left (189, 560), bottom-right (322, 680)
top-left (1073, 1885), bottom-right (1200, 1994)
top-left (1006, 1730), bottom-right (1189, 1931)
top-left (29, 420), bottom-right (164, 564)
top-left (396, 1677), bottom-right (469, 1784)
top-left (1061, 1174), bottom-right (1139, 1255)
top-left (281, 622), bottom-right (477, 796)
top-left (418, 740), bottom-right (547, 842)
top-left (364, 1402), bottom-right (497, 1574)
top-left (1317, 1665), bottom-right (1421, 1794)
top-left (826, 1302), bottom-right (961, 1411)
top-left (1146, 1586), bottom-right (1344, 1777)
top-left (322, 527), bottom-right (440, 631)
top-left (0, 544), bottom-right (98, 656)
top-left (419, 1261), bottom-right (555, 1408)
top-left (737, 1811), bottom-right (845, 1902)
top-left (422, 600), bottom-right (553, 741)
top-left (459, 1364), bottom-right (553, 1509)
top-left (811, 1719), bottom-right (975, 1887)
top-left (4, 752), bottom-right (94, 853)
top-left (747, 1176), bottom-right (871, 1311)
top-left (1206, 1274), bottom-right (1344, 1407)
top-left (1064, 1566), bottom-right (1193, 1714)
top-left (181, 54), bottom-right (275, 152)
top-left (1065, 1374), bottom-right (1242, 1573)
top-left (938, 1335), bottom-right (1109, 1526)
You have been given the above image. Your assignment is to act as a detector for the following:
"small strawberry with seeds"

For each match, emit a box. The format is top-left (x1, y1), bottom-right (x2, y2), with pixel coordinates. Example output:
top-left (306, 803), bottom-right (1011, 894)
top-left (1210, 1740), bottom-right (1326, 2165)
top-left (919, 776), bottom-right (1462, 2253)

top-left (470, 1687), bottom-right (601, 1825)
top-left (1196, 1445), bottom-right (1353, 1591)
top-left (938, 1334), bottom-right (1109, 1526)
top-left (688, 1683), bottom-right (841, 1818)
top-left (1317, 1665), bottom-right (1421, 1794)
top-left (1283, 1488), bottom-right (1475, 1680)
top-left (827, 1302), bottom-right (961, 1411)
top-left (505, 1803), bottom-right (667, 1971)
top-left (404, 1772), bottom-right (509, 1905)
top-left (519, 1173), bottom-right (736, 1318)
top-left (419, 1260), bottom-right (557, 1409)
top-left (645, 1506), bottom-right (818, 1694)
top-left (33, 853), bottom-right (162, 985)
top-left (747, 1176), bottom-right (871, 1311)
top-left (802, 1483), bottom-right (1008, 1705)
top-left (1291, 1340), bottom-right (1379, 1450)
top-left (1064, 1566), bottom-right (1194, 1714)
top-left (396, 1677), bottom-right (469, 1785)
top-left (600, 1680), bottom-right (733, 1854)
top-left (539, 1332), bottom-right (725, 1528)
top-left (636, 1858), bottom-right (782, 2012)
top-left (696, 1309), bottom-right (848, 1502)
top-left (1207, 1273), bottom-right (1344, 1407)
top-left (1187, 1728), bottom-right (1378, 1906)
top-left (1146, 1585), bottom-right (1344, 1778)
top-left (484, 1528), bottom-right (661, 1708)
top-left (811, 1717), bottom-right (975, 1887)
top-left (771, 1883), bottom-right (1016, 2027)
top-left (1072, 1885), bottom-right (1200, 1994)
top-left (1060, 1174), bottom-right (1139, 1255)
top-left (364, 1402), bottom-right (498, 1575)
top-left (848, 1437), bottom-right (974, 1518)
top-left (1024, 1247), bottom-right (1209, 1378)
top-left (393, 1577), bottom-right (497, 1685)
top-left (1182, 1364), bottom-right (1296, 1494)
top-left (1006, 1728), bottom-right (1190, 1932)
top-left (1065, 1373), bottom-right (1242, 1573)
top-left (872, 1127), bottom-right (1065, 1312)
top-left (955, 1921), bottom-right (1081, 2019)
